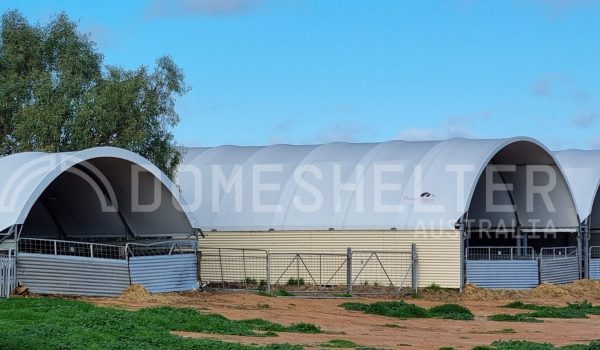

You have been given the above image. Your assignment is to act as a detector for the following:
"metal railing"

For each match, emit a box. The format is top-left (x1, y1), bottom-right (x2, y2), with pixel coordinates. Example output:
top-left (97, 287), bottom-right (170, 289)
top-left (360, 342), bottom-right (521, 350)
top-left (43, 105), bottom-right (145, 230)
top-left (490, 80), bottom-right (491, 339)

top-left (198, 247), bottom-right (269, 290)
top-left (351, 250), bottom-right (415, 293)
top-left (269, 252), bottom-right (348, 290)
top-left (589, 246), bottom-right (600, 260)
top-left (18, 238), bottom-right (126, 260)
top-left (466, 246), bottom-right (536, 261)
top-left (1, 253), bottom-right (16, 298)
top-left (126, 240), bottom-right (197, 257)
top-left (198, 246), bottom-right (417, 294)
top-left (540, 246), bottom-right (578, 260)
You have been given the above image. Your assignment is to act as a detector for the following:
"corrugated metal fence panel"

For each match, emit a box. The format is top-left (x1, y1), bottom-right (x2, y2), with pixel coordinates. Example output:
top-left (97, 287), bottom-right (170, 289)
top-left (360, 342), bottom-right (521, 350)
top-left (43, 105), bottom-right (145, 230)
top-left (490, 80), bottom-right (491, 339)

top-left (1, 256), bottom-right (16, 297)
top-left (590, 259), bottom-right (600, 280)
top-left (466, 260), bottom-right (539, 289)
top-left (129, 254), bottom-right (198, 293)
top-left (199, 230), bottom-right (461, 288)
top-left (17, 253), bottom-right (130, 296)
top-left (540, 257), bottom-right (580, 285)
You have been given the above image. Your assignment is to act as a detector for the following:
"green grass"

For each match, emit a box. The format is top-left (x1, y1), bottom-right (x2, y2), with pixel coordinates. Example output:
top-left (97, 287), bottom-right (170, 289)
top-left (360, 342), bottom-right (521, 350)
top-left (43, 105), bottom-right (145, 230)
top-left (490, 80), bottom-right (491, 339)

top-left (490, 300), bottom-right (600, 323)
top-left (425, 283), bottom-right (443, 292)
top-left (254, 289), bottom-right (296, 297)
top-left (487, 314), bottom-right (543, 323)
top-left (287, 278), bottom-right (305, 286)
top-left (322, 339), bottom-right (359, 348)
top-left (428, 304), bottom-right (474, 320)
top-left (0, 297), bottom-right (319, 350)
top-left (472, 340), bottom-right (600, 350)
top-left (330, 293), bottom-right (353, 298)
top-left (340, 301), bottom-right (474, 320)
top-left (504, 301), bottom-right (600, 319)
top-left (470, 328), bottom-right (516, 334)
top-left (274, 289), bottom-right (296, 297)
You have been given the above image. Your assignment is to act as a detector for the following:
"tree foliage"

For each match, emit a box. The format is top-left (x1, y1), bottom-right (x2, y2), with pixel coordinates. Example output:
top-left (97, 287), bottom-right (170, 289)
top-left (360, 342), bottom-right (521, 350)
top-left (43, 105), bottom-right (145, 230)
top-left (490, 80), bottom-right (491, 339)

top-left (0, 10), bottom-right (188, 177)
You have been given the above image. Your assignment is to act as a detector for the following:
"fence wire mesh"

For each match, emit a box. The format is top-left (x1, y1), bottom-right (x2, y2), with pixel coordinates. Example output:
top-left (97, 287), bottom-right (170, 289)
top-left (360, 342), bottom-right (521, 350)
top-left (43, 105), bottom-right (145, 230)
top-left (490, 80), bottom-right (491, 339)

top-left (126, 240), bottom-right (197, 257)
top-left (18, 238), bottom-right (126, 260)
top-left (198, 247), bottom-right (416, 294)
top-left (590, 246), bottom-right (600, 260)
top-left (269, 253), bottom-right (348, 291)
top-left (198, 247), bottom-right (269, 290)
top-left (466, 246), bottom-right (536, 261)
top-left (351, 251), bottom-right (414, 292)
top-left (540, 246), bottom-right (578, 260)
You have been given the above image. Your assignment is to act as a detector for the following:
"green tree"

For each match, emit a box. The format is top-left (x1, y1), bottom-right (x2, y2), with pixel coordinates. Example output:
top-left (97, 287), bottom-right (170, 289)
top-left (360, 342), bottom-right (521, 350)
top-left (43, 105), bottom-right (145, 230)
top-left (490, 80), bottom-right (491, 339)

top-left (0, 10), bottom-right (187, 178)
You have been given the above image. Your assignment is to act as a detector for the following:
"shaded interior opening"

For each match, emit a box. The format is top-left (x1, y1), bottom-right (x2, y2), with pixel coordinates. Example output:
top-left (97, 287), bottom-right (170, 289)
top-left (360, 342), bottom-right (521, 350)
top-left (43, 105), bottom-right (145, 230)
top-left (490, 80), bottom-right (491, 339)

top-left (19, 157), bottom-right (193, 244)
top-left (589, 189), bottom-right (600, 246)
top-left (465, 141), bottom-right (578, 253)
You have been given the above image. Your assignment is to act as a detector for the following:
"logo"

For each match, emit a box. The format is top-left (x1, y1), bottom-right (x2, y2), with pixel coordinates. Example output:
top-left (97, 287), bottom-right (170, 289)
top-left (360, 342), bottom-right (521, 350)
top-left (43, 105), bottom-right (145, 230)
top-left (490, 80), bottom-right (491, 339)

top-left (403, 192), bottom-right (437, 204)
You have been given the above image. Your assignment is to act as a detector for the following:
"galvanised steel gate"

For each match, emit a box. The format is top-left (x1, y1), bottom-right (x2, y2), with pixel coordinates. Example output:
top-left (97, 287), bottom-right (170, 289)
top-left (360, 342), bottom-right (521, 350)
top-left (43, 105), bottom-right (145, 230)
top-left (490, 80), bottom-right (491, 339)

top-left (539, 246), bottom-right (580, 285)
top-left (588, 246), bottom-right (600, 280)
top-left (466, 247), bottom-right (538, 289)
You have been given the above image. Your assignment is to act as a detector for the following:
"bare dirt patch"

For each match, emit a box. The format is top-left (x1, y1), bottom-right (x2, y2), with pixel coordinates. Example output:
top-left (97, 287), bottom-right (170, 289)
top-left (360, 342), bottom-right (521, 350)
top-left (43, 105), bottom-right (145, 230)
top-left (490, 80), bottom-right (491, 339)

top-left (81, 283), bottom-right (600, 350)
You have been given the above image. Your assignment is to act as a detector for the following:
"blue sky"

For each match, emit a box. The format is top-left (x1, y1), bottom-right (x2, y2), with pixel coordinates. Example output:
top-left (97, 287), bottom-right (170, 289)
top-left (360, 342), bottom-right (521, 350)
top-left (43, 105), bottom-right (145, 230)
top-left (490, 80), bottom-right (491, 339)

top-left (3, 0), bottom-right (600, 149)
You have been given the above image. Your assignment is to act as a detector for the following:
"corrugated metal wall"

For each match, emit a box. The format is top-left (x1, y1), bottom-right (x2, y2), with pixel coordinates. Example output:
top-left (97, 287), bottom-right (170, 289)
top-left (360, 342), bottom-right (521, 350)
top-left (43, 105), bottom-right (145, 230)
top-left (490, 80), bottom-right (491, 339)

top-left (199, 230), bottom-right (461, 288)
top-left (590, 259), bottom-right (600, 280)
top-left (540, 257), bottom-right (580, 284)
top-left (129, 254), bottom-right (198, 292)
top-left (466, 260), bottom-right (539, 289)
top-left (17, 253), bottom-right (130, 296)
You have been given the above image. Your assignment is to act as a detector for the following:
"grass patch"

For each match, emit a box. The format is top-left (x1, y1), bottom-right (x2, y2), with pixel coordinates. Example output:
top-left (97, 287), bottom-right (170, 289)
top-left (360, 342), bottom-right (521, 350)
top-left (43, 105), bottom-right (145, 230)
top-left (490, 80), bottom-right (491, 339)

top-left (340, 301), bottom-right (474, 320)
top-left (287, 278), bottom-right (305, 286)
top-left (472, 340), bottom-right (600, 349)
top-left (322, 339), bottom-right (359, 348)
top-left (425, 283), bottom-right (442, 292)
top-left (492, 300), bottom-right (600, 322)
top-left (488, 314), bottom-right (543, 323)
top-left (254, 289), bottom-right (296, 297)
top-left (471, 328), bottom-right (516, 334)
top-left (275, 289), bottom-right (296, 297)
top-left (330, 293), bottom-right (353, 298)
top-left (0, 297), bottom-right (317, 350)
top-left (428, 304), bottom-right (474, 320)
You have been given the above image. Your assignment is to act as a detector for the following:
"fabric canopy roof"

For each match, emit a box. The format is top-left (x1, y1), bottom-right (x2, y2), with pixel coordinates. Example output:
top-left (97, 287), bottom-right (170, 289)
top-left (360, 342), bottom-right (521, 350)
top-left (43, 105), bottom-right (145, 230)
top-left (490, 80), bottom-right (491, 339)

top-left (0, 147), bottom-right (198, 237)
top-left (178, 137), bottom-right (578, 231)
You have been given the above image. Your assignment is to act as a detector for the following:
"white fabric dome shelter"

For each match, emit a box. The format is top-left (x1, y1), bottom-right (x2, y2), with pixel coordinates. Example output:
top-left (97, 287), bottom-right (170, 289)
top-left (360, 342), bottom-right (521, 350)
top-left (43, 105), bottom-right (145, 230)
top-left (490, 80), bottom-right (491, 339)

top-left (0, 147), bottom-right (197, 239)
top-left (554, 150), bottom-right (600, 231)
top-left (554, 150), bottom-right (600, 280)
top-left (0, 147), bottom-right (200, 297)
top-left (178, 137), bottom-right (579, 289)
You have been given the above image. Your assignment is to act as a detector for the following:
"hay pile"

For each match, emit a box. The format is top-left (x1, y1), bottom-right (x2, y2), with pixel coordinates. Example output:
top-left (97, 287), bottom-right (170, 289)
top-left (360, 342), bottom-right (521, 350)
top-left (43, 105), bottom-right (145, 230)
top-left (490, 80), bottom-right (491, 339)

top-left (462, 280), bottom-right (600, 302)
top-left (418, 280), bottom-right (600, 303)
top-left (464, 284), bottom-right (521, 301)
top-left (120, 284), bottom-right (165, 302)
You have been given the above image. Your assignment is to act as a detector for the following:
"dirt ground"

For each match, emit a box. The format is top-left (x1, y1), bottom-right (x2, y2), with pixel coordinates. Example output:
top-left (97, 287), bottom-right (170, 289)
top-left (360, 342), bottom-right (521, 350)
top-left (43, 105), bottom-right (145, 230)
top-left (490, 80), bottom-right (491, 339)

top-left (81, 281), bottom-right (600, 350)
